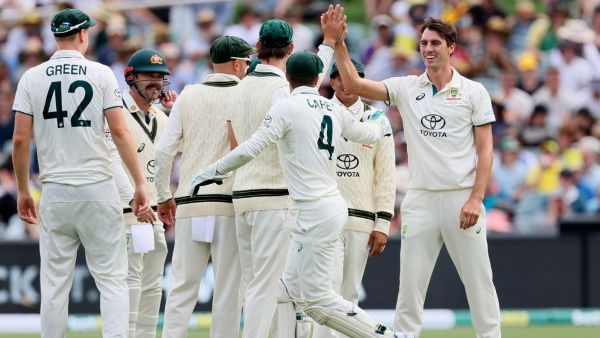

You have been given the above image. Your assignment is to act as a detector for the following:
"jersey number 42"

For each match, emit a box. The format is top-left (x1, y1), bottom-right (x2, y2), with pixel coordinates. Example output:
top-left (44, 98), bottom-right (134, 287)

top-left (43, 80), bottom-right (93, 128)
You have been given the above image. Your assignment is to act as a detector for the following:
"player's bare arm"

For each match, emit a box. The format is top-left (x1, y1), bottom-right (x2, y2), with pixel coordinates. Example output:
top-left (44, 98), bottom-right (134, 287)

top-left (460, 123), bottom-right (493, 229)
top-left (105, 106), bottom-right (154, 221)
top-left (12, 113), bottom-right (38, 224)
top-left (334, 41), bottom-right (388, 101)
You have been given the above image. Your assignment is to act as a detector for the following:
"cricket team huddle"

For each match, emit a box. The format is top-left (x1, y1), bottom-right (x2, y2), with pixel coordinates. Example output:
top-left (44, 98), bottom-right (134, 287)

top-left (12, 4), bottom-right (501, 338)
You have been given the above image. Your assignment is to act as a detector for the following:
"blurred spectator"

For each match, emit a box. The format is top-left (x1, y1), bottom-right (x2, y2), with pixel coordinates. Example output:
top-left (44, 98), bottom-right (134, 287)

top-left (0, 157), bottom-right (17, 236)
top-left (0, 87), bottom-right (14, 149)
top-left (528, 140), bottom-right (563, 195)
top-left (97, 18), bottom-right (127, 66)
top-left (532, 67), bottom-right (580, 134)
top-left (364, 0), bottom-right (396, 20)
top-left (361, 14), bottom-right (395, 65)
top-left (526, 3), bottom-right (569, 52)
top-left (441, 0), bottom-right (470, 25)
top-left (2, 11), bottom-right (46, 73)
top-left (573, 108), bottom-right (595, 139)
top-left (14, 38), bottom-right (46, 81)
top-left (549, 20), bottom-right (595, 92)
top-left (468, 16), bottom-right (513, 93)
top-left (586, 79), bottom-right (600, 118)
top-left (520, 105), bottom-right (553, 147)
top-left (516, 51), bottom-right (543, 95)
top-left (506, 0), bottom-right (537, 54)
top-left (467, 0), bottom-right (506, 29)
top-left (492, 68), bottom-right (535, 127)
top-left (285, 6), bottom-right (315, 52)
top-left (492, 136), bottom-right (530, 212)
top-left (577, 136), bottom-right (600, 197)
top-left (224, 6), bottom-right (261, 47)
top-left (182, 9), bottom-right (222, 61)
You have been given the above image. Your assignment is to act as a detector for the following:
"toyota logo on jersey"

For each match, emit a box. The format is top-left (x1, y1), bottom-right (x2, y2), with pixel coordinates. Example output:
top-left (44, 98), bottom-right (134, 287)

top-left (336, 154), bottom-right (359, 170)
top-left (420, 114), bottom-right (446, 130)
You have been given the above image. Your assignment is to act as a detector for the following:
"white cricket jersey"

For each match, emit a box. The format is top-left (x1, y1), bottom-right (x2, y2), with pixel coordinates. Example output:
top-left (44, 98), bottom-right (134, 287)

top-left (218, 86), bottom-right (384, 202)
top-left (330, 96), bottom-right (396, 235)
top-left (382, 68), bottom-right (495, 190)
top-left (105, 92), bottom-right (168, 224)
top-left (12, 50), bottom-right (122, 185)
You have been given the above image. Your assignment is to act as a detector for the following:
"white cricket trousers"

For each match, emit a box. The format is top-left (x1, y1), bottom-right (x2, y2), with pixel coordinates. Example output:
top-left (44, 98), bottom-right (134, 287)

top-left (126, 224), bottom-right (168, 338)
top-left (162, 216), bottom-right (242, 338)
top-left (313, 229), bottom-right (371, 338)
top-left (282, 195), bottom-right (392, 338)
top-left (236, 209), bottom-right (290, 338)
top-left (39, 179), bottom-right (128, 338)
top-left (395, 189), bottom-right (501, 338)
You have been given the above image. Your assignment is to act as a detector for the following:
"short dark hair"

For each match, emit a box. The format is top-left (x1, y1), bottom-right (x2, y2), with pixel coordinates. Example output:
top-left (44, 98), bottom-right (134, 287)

top-left (287, 75), bottom-right (317, 89)
top-left (420, 17), bottom-right (457, 46)
top-left (258, 44), bottom-right (289, 60)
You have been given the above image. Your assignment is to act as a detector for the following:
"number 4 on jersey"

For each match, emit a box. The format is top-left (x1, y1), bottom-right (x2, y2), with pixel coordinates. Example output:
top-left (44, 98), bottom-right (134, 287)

top-left (43, 80), bottom-right (92, 128)
top-left (317, 115), bottom-right (334, 160)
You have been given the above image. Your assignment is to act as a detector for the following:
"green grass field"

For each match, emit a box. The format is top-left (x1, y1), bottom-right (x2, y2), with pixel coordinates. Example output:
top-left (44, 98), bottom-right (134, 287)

top-left (3, 325), bottom-right (600, 338)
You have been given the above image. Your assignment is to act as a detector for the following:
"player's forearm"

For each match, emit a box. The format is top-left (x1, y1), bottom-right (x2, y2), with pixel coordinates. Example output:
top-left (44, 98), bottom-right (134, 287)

top-left (12, 114), bottom-right (33, 194)
top-left (218, 126), bottom-right (276, 173)
top-left (334, 42), bottom-right (362, 94)
top-left (471, 153), bottom-right (492, 201)
top-left (12, 137), bottom-right (31, 194)
top-left (110, 158), bottom-right (135, 204)
top-left (373, 136), bottom-right (396, 219)
top-left (471, 128), bottom-right (494, 202)
top-left (111, 128), bottom-right (145, 187)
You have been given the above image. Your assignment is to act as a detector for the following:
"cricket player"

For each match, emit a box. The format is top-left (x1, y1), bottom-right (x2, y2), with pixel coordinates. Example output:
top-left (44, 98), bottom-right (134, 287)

top-left (12, 8), bottom-right (151, 338)
top-left (333, 17), bottom-right (501, 338)
top-left (191, 50), bottom-right (397, 338)
top-left (313, 59), bottom-right (396, 338)
top-left (227, 6), bottom-right (344, 337)
top-left (105, 48), bottom-right (176, 338)
top-left (155, 36), bottom-right (255, 338)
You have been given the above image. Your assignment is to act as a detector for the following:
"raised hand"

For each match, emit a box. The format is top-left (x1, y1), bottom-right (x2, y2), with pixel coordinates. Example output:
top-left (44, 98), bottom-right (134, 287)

top-left (160, 90), bottom-right (178, 109)
top-left (321, 4), bottom-right (346, 46)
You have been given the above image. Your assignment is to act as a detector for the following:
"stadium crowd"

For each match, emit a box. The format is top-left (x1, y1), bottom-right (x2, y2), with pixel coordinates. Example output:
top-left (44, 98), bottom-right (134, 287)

top-left (1, 0), bottom-right (600, 240)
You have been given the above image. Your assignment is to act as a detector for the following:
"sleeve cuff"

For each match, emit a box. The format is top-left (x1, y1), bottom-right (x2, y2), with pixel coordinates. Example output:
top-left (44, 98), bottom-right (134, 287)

top-left (157, 194), bottom-right (173, 204)
top-left (373, 218), bottom-right (390, 236)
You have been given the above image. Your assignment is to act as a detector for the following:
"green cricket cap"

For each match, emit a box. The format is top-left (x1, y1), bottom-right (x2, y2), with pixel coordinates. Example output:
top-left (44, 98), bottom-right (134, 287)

top-left (210, 35), bottom-right (256, 64)
top-left (51, 9), bottom-right (96, 37)
top-left (330, 58), bottom-right (365, 78)
top-left (286, 51), bottom-right (323, 78)
top-left (259, 19), bottom-right (293, 48)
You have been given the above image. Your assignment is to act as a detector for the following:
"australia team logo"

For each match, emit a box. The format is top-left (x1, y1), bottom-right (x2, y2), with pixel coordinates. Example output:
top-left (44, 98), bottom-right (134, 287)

top-left (336, 154), bottom-right (360, 177)
top-left (420, 114), bottom-right (447, 138)
top-left (149, 55), bottom-right (163, 64)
